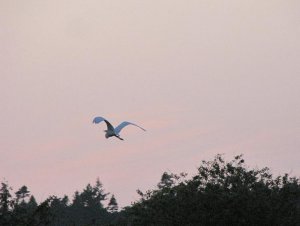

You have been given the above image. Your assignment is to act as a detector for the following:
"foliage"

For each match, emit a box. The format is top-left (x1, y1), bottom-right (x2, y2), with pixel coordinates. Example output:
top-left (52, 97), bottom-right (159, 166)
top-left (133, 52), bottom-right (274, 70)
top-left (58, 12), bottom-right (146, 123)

top-left (127, 154), bottom-right (300, 226)
top-left (0, 179), bottom-right (118, 226)
top-left (107, 194), bottom-right (119, 213)
top-left (1, 154), bottom-right (299, 226)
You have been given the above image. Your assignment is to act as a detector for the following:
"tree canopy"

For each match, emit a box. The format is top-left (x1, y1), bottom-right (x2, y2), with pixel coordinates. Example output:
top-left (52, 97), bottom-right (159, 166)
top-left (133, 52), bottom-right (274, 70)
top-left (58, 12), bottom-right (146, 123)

top-left (127, 154), bottom-right (300, 226)
top-left (1, 154), bottom-right (299, 226)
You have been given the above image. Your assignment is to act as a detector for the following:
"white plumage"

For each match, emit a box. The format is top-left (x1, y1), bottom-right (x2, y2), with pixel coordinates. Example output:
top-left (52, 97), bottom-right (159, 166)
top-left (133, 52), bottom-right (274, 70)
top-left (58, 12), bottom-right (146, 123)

top-left (93, 116), bottom-right (146, 140)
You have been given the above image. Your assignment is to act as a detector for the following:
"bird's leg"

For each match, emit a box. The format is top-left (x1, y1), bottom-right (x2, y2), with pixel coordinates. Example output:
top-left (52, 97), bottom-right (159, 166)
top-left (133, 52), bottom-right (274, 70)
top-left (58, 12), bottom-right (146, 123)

top-left (115, 135), bottom-right (124, 141)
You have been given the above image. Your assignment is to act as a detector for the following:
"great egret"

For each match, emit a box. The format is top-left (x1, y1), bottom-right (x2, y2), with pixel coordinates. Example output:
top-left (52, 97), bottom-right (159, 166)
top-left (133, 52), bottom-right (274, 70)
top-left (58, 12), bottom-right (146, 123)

top-left (92, 116), bottom-right (146, 140)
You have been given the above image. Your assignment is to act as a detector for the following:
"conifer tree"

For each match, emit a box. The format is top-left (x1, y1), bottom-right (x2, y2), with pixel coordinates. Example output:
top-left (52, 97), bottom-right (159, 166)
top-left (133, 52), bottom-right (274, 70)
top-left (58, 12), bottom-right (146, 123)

top-left (0, 181), bottom-right (12, 224)
top-left (107, 194), bottom-right (118, 212)
top-left (15, 185), bottom-right (30, 205)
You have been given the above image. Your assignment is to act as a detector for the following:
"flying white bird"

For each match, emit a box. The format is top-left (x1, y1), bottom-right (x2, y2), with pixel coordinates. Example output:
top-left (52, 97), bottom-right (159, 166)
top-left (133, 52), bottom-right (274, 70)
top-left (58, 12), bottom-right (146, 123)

top-left (92, 116), bottom-right (146, 140)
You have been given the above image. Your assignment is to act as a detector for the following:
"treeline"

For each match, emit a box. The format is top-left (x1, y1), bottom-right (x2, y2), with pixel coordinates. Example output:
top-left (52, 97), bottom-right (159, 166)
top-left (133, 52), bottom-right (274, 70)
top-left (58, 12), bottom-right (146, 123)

top-left (1, 155), bottom-right (300, 226)
top-left (0, 178), bottom-right (122, 226)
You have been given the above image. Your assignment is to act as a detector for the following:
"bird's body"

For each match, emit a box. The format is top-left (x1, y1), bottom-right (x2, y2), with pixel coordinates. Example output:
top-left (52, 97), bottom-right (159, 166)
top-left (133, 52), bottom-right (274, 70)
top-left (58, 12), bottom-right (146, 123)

top-left (93, 116), bottom-right (145, 140)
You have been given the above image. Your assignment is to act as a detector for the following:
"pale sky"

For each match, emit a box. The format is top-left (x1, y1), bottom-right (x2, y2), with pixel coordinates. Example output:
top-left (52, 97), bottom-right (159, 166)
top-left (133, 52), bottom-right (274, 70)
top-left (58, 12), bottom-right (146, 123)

top-left (1, 0), bottom-right (299, 207)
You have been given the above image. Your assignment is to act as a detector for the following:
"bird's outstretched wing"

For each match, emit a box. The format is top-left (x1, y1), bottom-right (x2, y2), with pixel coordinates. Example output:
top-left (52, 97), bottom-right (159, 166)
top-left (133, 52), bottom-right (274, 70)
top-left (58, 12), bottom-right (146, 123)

top-left (114, 121), bottom-right (146, 135)
top-left (92, 117), bottom-right (115, 131)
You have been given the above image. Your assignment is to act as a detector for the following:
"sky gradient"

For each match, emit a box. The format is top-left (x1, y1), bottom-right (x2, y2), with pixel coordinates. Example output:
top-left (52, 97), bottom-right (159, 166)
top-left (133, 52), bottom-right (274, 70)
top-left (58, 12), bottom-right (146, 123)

top-left (1, 0), bottom-right (300, 207)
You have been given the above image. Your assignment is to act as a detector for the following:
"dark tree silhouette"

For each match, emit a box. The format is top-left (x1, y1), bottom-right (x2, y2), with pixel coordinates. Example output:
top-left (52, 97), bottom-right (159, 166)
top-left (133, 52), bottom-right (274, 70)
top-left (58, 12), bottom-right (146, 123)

top-left (69, 178), bottom-right (110, 226)
top-left (15, 185), bottom-right (30, 204)
top-left (127, 154), bottom-right (300, 226)
top-left (0, 181), bottom-right (13, 225)
top-left (1, 154), bottom-right (299, 226)
top-left (107, 194), bottom-right (118, 213)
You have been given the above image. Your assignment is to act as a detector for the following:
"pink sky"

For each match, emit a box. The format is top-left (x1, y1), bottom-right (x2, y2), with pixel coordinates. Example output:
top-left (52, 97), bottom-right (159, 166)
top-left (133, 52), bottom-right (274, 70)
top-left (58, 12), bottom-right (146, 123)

top-left (1, 0), bottom-right (300, 207)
